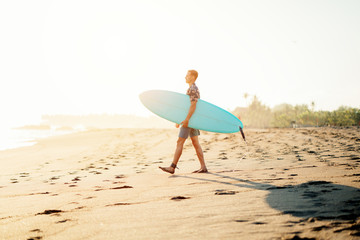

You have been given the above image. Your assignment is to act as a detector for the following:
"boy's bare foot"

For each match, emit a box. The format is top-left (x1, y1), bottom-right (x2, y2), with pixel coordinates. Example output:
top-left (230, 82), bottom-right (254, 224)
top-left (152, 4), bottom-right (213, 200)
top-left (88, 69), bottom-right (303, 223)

top-left (159, 166), bottom-right (175, 174)
top-left (192, 168), bottom-right (208, 173)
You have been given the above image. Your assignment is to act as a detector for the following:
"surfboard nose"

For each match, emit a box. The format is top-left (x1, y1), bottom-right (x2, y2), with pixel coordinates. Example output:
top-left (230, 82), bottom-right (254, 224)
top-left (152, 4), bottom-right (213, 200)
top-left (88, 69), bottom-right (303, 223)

top-left (139, 91), bottom-right (147, 99)
top-left (139, 91), bottom-right (151, 104)
top-left (139, 90), bottom-right (163, 111)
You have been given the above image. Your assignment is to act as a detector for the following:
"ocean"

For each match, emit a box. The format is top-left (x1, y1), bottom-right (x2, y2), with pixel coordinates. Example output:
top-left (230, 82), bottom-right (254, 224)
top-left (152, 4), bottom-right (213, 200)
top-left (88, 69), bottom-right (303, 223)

top-left (0, 127), bottom-right (75, 151)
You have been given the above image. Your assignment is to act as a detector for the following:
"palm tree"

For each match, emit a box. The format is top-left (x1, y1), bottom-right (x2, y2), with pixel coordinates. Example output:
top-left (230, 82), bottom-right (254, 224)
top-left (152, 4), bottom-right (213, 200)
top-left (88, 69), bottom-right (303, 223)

top-left (243, 93), bottom-right (249, 106)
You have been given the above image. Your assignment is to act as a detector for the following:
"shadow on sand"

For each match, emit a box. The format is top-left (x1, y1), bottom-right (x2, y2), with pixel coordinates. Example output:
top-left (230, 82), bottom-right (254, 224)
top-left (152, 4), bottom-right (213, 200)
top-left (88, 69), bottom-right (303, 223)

top-left (174, 172), bottom-right (360, 221)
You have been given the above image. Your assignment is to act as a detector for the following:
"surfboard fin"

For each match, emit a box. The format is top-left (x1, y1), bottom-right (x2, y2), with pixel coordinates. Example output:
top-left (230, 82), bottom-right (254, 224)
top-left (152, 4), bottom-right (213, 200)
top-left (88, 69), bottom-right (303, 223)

top-left (239, 126), bottom-right (246, 142)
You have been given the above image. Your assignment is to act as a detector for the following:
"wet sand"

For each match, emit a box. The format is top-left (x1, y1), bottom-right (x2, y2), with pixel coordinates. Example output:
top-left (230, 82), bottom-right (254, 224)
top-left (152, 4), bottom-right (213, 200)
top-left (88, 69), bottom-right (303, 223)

top-left (0, 127), bottom-right (359, 239)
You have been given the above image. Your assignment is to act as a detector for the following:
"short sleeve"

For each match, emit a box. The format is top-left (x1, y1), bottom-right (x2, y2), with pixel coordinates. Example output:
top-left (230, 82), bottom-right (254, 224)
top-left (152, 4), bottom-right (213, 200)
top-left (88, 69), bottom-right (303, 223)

top-left (189, 85), bottom-right (200, 102)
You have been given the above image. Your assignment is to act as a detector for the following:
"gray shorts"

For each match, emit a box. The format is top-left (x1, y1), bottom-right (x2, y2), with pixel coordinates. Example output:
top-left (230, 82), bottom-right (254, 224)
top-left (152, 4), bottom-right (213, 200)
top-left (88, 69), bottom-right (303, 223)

top-left (178, 126), bottom-right (200, 139)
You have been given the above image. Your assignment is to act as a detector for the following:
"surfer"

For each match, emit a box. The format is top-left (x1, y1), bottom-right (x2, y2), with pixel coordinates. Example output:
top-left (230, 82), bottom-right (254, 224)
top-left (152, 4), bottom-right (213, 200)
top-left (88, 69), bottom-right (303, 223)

top-left (159, 70), bottom-right (208, 174)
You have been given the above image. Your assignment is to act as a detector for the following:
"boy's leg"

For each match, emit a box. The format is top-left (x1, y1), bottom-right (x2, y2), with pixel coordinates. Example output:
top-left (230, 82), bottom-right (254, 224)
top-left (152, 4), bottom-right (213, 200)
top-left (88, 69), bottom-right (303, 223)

top-left (190, 136), bottom-right (207, 173)
top-left (159, 137), bottom-right (186, 174)
top-left (173, 137), bottom-right (186, 166)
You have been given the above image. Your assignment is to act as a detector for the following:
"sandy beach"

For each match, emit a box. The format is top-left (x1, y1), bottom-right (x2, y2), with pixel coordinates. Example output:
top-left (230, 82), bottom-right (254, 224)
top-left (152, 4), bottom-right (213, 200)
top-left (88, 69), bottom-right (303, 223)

top-left (0, 127), bottom-right (359, 240)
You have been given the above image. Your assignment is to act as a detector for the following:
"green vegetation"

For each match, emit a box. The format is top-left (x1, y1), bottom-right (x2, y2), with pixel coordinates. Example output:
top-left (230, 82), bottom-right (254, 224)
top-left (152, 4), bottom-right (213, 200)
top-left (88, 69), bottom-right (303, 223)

top-left (233, 96), bottom-right (360, 128)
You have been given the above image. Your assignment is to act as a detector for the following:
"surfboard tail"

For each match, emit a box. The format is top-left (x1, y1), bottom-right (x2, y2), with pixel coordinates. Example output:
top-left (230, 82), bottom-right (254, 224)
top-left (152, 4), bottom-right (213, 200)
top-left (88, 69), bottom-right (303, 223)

top-left (239, 126), bottom-right (246, 142)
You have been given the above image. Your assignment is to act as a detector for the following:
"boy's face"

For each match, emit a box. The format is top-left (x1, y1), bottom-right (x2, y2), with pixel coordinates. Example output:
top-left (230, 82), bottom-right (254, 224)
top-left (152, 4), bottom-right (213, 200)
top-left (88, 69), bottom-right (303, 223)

top-left (185, 71), bottom-right (193, 84)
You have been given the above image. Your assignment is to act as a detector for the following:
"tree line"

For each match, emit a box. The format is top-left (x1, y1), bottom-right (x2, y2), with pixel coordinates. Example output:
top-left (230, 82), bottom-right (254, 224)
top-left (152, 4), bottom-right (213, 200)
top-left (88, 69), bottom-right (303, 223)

top-left (233, 96), bottom-right (360, 128)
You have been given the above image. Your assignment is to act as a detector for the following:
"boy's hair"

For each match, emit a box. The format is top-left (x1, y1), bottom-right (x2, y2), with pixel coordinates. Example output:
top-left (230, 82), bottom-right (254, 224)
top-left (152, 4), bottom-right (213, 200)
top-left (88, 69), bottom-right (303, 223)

top-left (188, 70), bottom-right (198, 80)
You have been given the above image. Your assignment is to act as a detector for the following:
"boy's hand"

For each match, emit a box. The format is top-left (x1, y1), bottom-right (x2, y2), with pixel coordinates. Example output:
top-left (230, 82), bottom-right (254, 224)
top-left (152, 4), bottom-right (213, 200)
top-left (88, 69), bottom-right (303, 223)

top-left (175, 123), bottom-right (180, 128)
top-left (181, 119), bottom-right (189, 128)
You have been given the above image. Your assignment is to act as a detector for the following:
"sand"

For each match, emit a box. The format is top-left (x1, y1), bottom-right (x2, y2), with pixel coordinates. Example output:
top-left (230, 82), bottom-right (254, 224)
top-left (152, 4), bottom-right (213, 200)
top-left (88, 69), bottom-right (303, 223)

top-left (0, 127), bottom-right (359, 240)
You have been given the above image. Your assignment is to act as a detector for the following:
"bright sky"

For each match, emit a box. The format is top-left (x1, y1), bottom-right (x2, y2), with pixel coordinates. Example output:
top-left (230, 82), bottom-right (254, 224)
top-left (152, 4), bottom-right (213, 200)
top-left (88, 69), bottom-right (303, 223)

top-left (1, 0), bottom-right (359, 127)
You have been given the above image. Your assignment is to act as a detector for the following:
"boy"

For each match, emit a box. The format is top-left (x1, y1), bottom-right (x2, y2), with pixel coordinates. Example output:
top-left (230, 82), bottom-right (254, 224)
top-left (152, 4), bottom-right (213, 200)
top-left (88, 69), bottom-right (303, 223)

top-left (159, 70), bottom-right (207, 174)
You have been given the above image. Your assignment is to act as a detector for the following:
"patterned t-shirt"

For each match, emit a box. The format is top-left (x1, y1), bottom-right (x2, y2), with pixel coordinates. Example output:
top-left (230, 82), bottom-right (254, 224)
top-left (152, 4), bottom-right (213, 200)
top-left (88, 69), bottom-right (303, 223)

top-left (186, 83), bottom-right (200, 102)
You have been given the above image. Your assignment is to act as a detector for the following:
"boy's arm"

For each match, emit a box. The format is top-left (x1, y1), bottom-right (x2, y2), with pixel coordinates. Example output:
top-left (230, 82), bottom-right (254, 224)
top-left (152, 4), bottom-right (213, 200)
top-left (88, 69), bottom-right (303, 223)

top-left (181, 101), bottom-right (197, 128)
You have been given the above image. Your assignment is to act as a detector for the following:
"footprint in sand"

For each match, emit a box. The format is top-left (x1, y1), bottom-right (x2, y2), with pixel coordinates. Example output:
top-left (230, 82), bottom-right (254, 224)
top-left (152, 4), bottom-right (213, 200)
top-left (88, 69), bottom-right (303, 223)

top-left (19, 172), bottom-right (30, 178)
top-left (106, 203), bottom-right (132, 207)
top-left (214, 190), bottom-right (237, 195)
top-left (10, 178), bottom-right (18, 183)
top-left (72, 177), bottom-right (81, 181)
top-left (111, 185), bottom-right (133, 190)
top-left (334, 222), bottom-right (360, 236)
top-left (170, 196), bottom-right (190, 201)
top-left (56, 219), bottom-right (71, 224)
top-left (84, 196), bottom-right (96, 199)
top-left (29, 229), bottom-right (42, 233)
top-left (49, 176), bottom-right (61, 181)
top-left (94, 186), bottom-right (104, 191)
top-left (29, 192), bottom-right (50, 196)
top-left (234, 219), bottom-right (249, 223)
top-left (74, 206), bottom-right (85, 210)
top-left (36, 209), bottom-right (63, 215)
top-left (252, 221), bottom-right (267, 225)
top-left (27, 236), bottom-right (43, 240)
top-left (115, 174), bottom-right (126, 179)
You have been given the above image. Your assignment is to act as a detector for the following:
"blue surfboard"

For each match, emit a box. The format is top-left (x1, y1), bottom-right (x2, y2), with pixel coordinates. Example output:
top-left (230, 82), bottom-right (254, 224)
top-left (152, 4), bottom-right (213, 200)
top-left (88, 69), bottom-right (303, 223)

top-left (139, 90), bottom-right (245, 136)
